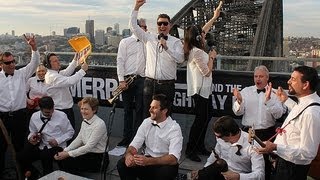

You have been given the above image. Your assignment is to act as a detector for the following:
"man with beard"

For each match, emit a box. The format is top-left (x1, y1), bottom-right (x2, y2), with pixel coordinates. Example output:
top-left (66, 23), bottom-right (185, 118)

top-left (257, 66), bottom-right (320, 180)
top-left (232, 65), bottom-right (286, 179)
top-left (117, 94), bottom-right (183, 180)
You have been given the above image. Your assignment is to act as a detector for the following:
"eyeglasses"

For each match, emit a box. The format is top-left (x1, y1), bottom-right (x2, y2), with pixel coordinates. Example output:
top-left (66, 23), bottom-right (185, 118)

top-left (157, 21), bottom-right (169, 26)
top-left (3, 59), bottom-right (16, 65)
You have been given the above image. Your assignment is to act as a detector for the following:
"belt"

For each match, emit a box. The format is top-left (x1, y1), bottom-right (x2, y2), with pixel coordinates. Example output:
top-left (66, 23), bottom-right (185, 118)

top-left (124, 74), bottom-right (143, 79)
top-left (0, 109), bottom-right (25, 118)
top-left (146, 77), bottom-right (175, 84)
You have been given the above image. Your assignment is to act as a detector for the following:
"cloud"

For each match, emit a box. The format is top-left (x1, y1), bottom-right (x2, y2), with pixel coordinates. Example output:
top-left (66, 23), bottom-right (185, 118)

top-left (283, 0), bottom-right (320, 37)
top-left (0, 0), bottom-right (319, 37)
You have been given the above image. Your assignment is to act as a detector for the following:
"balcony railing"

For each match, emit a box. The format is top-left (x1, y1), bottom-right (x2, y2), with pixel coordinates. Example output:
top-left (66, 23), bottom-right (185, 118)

top-left (16, 52), bottom-right (320, 73)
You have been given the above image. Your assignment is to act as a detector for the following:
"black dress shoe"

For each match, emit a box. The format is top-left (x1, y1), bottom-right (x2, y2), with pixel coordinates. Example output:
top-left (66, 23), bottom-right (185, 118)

top-left (117, 138), bottom-right (130, 147)
top-left (197, 148), bottom-right (211, 156)
top-left (187, 153), bottom-right (201, 162)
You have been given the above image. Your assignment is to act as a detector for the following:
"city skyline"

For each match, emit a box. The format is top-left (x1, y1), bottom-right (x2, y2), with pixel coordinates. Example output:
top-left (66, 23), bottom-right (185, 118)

top-left (0, 0), bottom-right (319, 37)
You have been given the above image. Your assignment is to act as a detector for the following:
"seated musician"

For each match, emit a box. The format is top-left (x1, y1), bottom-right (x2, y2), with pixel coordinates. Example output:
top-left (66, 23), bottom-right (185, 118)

top-left (116, 94), bottom-right (183, 180)
top-left (191, 116), bottom-right (265, 180)
top-left (17, 96), bottom-right (74, 179)
top-left (54, 97), bottom-right (108, 175)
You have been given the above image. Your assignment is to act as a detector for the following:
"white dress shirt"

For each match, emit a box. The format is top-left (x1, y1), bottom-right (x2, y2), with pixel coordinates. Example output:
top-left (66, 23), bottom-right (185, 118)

top-left (130, 10), bottom-right (184, 80)
top-left (275, 92), bottom-right (320, 165)
top-left (205, 131), bottom-right (265, 180)
top-left (26, 76), bottom-right (48, 99)
top-left (117, 34), bottom-right (146, 82)
top-left (45, 60), bottom-right (86, 109)
top-left (28, 110), bottom-right (74, 150)
top-left (232, 85), bottom-right (284, 129)
top-left (187, 47), bottom-right (212, 98)
top-left (0, 51), bottom-right (40, 112)
top-left (64, 114), bottom-right (108, 157)
top-left (130, 116), bottom-right (183, 161)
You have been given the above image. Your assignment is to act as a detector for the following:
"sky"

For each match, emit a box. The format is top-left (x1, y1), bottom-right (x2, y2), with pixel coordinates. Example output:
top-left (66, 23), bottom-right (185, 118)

top-left (0, 0), bottom-right (319, 37)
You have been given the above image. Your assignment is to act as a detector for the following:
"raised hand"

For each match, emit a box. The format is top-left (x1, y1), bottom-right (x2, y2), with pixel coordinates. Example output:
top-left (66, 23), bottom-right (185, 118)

top-left (23, 33), bottom-right (37, 51)
top-left (265, 82), bottom-right (272, 102)
top-left (212, 2), bottom-right (222, 20)
top-left (134, 0), bottom-right (146, 11)
top-left (81, 62), bottom-right (89, 72)
top-left (276, 86), bottom-right (288, 103)
top-left (233, 88), bottom-right (242, 104)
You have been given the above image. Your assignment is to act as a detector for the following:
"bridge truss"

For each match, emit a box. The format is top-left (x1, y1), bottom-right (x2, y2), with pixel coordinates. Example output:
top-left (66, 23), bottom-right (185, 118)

top-left (170, 0), bottom-right (283, 70)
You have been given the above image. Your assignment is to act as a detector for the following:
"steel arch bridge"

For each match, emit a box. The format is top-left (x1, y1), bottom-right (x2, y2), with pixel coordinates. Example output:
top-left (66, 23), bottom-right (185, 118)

top-left (170, 0), bottom-right (283, 70)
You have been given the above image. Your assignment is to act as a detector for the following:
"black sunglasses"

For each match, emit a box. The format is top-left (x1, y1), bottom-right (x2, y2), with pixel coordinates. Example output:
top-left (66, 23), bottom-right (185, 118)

top-left (157, 21), bottom-right (169, 26)
top-left (3, 59), bottom-right (15, 65)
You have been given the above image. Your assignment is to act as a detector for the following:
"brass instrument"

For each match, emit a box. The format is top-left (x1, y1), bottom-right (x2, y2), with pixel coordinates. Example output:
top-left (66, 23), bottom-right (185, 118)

top-left (107, 75), bottom-right (137, 104)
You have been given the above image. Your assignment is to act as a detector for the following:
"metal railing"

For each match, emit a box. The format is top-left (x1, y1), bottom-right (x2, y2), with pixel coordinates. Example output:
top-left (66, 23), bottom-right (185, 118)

top-left (16, 52), bottom-right (320, 73)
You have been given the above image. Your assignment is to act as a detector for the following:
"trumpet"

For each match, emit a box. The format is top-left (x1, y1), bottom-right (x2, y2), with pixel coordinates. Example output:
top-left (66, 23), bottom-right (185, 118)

top-left (107, 75), bottom-right (137, 104)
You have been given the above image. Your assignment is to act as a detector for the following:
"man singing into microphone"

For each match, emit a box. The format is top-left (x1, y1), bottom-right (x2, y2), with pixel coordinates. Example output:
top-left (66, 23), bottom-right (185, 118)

top-left (130, 0), bottom-right (184, 118)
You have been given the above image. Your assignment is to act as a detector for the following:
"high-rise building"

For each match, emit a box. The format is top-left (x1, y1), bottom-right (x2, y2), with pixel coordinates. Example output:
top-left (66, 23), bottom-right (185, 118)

top-left (114, 23), bottom-right (120, 35)
top-left (11, 30), bottom-right (15, 36)
top-left (107, 36), bottom-right (122, 48)
top-left (64, 27), bottom-right (80, 38)
top-left (95, 30), bottom-right (105, 45)
top-left (106, 27), bottom-right (113, 36)
top-left (86, 19), bottom-right (95, 44)
top-left (122, 29), bottom-right (131, 38)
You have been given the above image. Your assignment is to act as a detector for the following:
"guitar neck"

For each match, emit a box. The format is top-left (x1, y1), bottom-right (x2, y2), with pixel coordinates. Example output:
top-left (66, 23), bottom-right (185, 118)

top-left (253, 136), bottom-right (266, 148)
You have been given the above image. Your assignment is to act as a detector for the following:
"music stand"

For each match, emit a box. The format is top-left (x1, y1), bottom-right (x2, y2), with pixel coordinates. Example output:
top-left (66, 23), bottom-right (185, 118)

top-left (100, 99), bottom-right (118, 180)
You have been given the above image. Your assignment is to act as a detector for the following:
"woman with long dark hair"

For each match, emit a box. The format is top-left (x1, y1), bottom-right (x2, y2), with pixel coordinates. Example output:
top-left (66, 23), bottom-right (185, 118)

top-left (184, 8), bottom-right (220, 162)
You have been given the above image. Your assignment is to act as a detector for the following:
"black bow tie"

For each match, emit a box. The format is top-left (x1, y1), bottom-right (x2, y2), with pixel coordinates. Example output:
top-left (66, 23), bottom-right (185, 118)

top-left (40, 116), bottom-right (50, 122)
top-left (158, 34), bottom-right (168, 40)
top-left (235, 144), bottom-right (242, 156)
top-left (37, 79), bottom-right (45, 82)
top-left (83, 120), bottom-right (91, 125)
top-left (257, 89), bottom-right (266, 94)
top-left (5, 73), bottom-right (13, 77)
top-left (151, 123), bottom-right (160, 128)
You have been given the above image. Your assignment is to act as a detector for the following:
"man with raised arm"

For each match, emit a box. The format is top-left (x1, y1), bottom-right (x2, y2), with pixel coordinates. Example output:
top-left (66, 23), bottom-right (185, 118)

top-left (130, 0), bottom-right (184, 118)
top-left (0, 34), bottom-right (40, 175)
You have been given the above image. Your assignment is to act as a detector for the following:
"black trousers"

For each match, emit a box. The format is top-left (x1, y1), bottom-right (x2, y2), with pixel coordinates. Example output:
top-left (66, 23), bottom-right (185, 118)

top-left (58, 108), bottom-right (75, 129)
top-left (122, 77), bottom-right (144, 142)
top-left (143, 78), bottom-right (175, 118)
top-left (186, 94), bottom-right (213, 154)
top-left (242, 125), bottom-right (275, 180)
top-left (117, 156), bottom-right (178, 180)
top-left (17, 143), bottom-right (63, 176)
top-left (275, 157), bottom-right (310, 180)
top-left (0, 109), bottom-right (28, 173)
top-left (197, 163), bottom-right (225, 180)
top-left (59, 152), bottom-right (107, 175)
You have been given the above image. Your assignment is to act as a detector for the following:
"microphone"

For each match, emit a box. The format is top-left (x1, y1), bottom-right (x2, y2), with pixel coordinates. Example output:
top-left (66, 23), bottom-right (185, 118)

top-left (158, 33), bottom-right (168, 48)
top-left (205, 32), bottom-right (217, 52)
